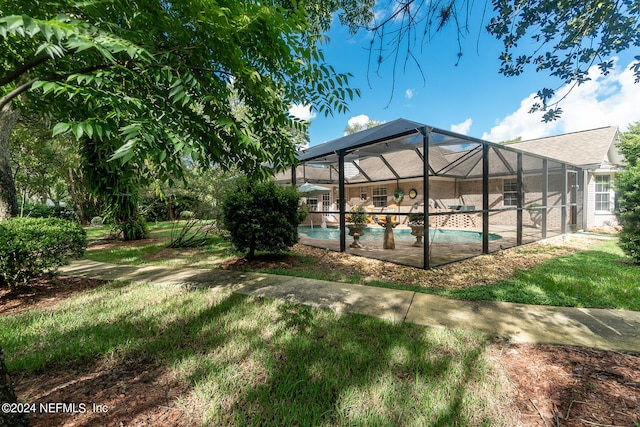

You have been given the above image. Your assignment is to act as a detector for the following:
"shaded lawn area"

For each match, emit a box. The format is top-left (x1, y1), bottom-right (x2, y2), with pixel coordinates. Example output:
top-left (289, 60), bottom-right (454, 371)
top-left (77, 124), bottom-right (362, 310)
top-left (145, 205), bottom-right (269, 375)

top-left (0, 282), bottom-right (511, 426)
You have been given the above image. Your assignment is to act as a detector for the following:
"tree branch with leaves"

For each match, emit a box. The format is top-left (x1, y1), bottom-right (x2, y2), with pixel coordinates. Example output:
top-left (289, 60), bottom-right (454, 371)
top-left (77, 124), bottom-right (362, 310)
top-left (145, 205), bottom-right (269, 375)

top-left (335, 0), bottom-right (640, 119)
top-left (0, 0), bottom-right (360, 221)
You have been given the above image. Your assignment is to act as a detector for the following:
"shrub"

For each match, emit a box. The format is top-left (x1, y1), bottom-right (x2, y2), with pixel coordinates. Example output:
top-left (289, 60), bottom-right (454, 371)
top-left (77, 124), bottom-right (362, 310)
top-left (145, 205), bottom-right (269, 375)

top-left (168, 219), bottom-right (216, 248)
top-left (179, 210), bottom-right (194, 220)
top-left (101, 197), bottom-right (148, 241)
top-left (616, 123), bottom-right (640, 264)
top-left (220, 178), bottom-right (306, 258)
top-left (141, 194), bottom-right (201, 222)
top-left (90, 216), bottom-right (104, 226)
top-left (408, 213), bottom-right (425, 225)
top-left (615, 165), bottom-right (640, 264)
top-left (0, 218), bottom-right (87, 288)
top-left (22, 202), bottom-right (76, 221)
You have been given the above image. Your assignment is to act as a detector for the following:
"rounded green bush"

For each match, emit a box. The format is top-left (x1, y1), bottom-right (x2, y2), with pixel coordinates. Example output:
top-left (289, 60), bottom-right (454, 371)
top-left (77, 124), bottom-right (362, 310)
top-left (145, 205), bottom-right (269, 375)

top-left (220, 178), bottom-right (306, 258)
top-left (0, 218), bottom-right (87, 288)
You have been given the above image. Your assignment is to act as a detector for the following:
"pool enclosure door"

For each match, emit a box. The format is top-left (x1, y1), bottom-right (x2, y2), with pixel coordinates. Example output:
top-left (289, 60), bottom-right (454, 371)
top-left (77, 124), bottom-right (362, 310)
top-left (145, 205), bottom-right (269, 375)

top-left (568, 170), bottom-right (579, 232)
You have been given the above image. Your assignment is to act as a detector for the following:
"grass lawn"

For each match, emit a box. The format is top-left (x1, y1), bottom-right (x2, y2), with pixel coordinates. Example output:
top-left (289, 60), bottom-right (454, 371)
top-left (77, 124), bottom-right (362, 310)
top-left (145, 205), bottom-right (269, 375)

top-left (85, 220), bottom-right (197, 240)
top-left (0, 282), bottom-right (511, 425)
top-left (2, 227), bottom-right (636, 425)
top-left (85, 224), bottom-right (639, 311)
top-left (85, 221), bottom-right (233, 268)
top-left (428, 240), bottom-right (640, 310)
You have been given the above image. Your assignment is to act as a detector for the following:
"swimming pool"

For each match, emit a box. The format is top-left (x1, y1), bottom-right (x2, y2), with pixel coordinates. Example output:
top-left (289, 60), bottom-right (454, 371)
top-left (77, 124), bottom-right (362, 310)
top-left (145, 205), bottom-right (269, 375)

top-left (298, 226), bottom-right (501, 243)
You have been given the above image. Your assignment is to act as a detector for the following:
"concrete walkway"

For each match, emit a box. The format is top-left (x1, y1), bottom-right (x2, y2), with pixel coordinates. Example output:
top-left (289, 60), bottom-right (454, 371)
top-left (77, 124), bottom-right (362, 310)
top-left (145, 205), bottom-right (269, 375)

top-left (59, 259), bottom-right (640, 353)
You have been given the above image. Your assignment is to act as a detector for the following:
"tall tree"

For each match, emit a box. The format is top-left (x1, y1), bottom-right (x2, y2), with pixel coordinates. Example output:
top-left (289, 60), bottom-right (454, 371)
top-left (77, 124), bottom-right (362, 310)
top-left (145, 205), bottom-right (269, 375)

top-left (617, 121), bottom-right (640, 165)
top-left (344, 118), bottom-right (384, 135)
top-left (0, 348), bottom-right (28, 427)
top-left (0, 106), bottom-right (19, 219)
top-left (0, 0), bottom-right (359, 221)
top-left (616, 121), bottom-right (640, 263)
top-left (10, 123), bottom-right (67, 207)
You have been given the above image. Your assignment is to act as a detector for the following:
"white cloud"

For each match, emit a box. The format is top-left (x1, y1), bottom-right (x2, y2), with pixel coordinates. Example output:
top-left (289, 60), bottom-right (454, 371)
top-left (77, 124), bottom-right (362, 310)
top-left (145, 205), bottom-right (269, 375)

top-left (482, 59), bottom-right (640, 142)
top-left (451, 118), bottom-right (473, 135)
top-left (347, 114), bottom-right (371, 127)
top-left (373, 9), bottom-right (387, 23)
top-left (481, 94), bottom-right (558, 142)
top-left (405, 88), bottom-right (414, 100)
top-left (289, 103), bottom-right (316, 122)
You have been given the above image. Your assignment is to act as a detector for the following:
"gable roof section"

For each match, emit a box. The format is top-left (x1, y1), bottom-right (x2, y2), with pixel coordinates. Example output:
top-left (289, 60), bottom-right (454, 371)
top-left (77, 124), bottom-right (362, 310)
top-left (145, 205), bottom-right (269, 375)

top-left (509, 126), bottom-right (620, 169)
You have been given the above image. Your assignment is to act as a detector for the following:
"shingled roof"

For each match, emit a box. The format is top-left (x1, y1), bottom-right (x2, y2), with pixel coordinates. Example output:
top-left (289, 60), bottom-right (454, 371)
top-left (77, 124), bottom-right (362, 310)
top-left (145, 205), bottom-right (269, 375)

top-left (508, 126), bottom-right (622, 170)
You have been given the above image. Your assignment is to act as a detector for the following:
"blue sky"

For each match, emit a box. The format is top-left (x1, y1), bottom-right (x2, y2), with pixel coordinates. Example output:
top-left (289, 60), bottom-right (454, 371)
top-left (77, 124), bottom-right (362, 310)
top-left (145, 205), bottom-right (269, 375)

top-left (291, 8), bottom-right (640, 146)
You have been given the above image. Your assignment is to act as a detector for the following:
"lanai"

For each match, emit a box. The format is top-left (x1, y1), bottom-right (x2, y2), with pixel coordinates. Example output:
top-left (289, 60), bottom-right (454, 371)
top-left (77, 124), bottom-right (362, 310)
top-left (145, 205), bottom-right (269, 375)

top-left (278, 118), bottom-right (585, 268)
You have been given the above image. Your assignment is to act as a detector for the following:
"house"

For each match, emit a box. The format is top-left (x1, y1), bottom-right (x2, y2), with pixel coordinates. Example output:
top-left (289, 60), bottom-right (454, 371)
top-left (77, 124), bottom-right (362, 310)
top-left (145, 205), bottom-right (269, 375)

top-left (274, 119), bottom-right (621, 268)
top-left (508, 126), bottom-right (623, 231)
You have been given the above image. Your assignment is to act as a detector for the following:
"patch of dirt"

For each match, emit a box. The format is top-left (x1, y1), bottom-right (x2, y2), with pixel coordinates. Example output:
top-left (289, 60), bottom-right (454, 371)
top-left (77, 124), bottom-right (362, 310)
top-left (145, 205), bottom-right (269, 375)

top-left (279, 235), bottom-right (602, 290)
top-left (2, 235), bottom-right (638, 426)
top-left (2, 277), bottom-right (197, 426)
top-left (493, 343), bottom-right (640, 426)
top-left (0, 276), bottom-right (108, 316)
top-left (14, 361), bottom-right (196, 427)
top-left (221, 253), bottom-right (301, 270)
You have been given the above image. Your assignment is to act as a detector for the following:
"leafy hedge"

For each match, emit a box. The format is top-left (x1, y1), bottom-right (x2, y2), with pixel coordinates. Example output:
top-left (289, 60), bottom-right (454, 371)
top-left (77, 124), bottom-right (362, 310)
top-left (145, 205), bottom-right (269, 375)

top-left (616, 123), bottom-right (640, 264)
top-left (221, 178), bottom-right (306, 258)
top-left (21, 202), bottom-right (77, 221)
top-left (616, 165), bottom-right (640, 264)
top-left (0, 218), bottom-right (87, 288)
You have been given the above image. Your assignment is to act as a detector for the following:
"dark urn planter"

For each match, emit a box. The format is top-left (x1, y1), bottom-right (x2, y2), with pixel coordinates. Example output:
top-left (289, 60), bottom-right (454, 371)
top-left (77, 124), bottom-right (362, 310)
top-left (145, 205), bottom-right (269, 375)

top-left (347, 224), bottom-right (367, 248)
top-left (409, 224), bottom-right (425, 247)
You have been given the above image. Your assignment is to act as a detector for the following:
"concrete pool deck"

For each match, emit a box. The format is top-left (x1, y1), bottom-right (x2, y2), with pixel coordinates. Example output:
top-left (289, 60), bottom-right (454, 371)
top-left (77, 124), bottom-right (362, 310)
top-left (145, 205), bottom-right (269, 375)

top-left (60, 259), bottom-right (640, 353)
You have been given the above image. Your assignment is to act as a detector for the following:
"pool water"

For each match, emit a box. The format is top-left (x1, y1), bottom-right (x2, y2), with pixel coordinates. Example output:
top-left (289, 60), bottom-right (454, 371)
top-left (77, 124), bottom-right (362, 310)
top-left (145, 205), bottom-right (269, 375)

top-left (298, 226), bottom-right (501, 243)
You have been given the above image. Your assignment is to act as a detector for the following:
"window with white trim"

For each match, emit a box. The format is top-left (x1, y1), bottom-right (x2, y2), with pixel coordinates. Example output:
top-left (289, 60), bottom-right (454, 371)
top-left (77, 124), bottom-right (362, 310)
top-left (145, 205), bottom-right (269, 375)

top-left (306, 197), bottom-right (318, 212)
top-left (360, 186), bottom-right (368, 201)
top-left (594, 175), bottom-right (613, 212)
top-left (372, 185), bottom-right (387, 207)
top-left (503, 178), bottom-right (518, 207)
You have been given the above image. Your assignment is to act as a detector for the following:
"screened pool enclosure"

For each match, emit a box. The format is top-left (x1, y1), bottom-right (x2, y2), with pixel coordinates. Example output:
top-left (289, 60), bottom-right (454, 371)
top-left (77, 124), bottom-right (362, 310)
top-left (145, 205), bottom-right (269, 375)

top-left (275, 119), bottom-right (585, 268)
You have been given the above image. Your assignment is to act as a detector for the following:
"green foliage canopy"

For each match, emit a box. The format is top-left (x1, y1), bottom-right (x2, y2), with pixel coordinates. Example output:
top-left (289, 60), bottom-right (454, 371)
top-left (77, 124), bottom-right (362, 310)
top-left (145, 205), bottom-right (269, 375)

top-left (617, 122), bottom-right (640, 167)
top-left (9, 122), bottom-right (71, 205)
top-left (0, 0), bottom-right (359, 181)
top-left (487, 0), bottom-right (640, 121)
top-left (615, 121), bottom-right (640, 264)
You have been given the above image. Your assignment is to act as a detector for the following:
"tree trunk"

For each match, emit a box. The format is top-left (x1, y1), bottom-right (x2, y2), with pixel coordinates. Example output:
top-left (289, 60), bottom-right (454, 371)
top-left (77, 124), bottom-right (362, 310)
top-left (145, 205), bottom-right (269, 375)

top-left (0, 106), bottom-right (19, 221)
top-left (167, 194), bottom-right (175, 221)
top-left (0, 347), bottom-right (28, 427)
top-left (67, 167), bottom-right (89, 225)
top-left (20, 191), bottom-right (26, 217)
